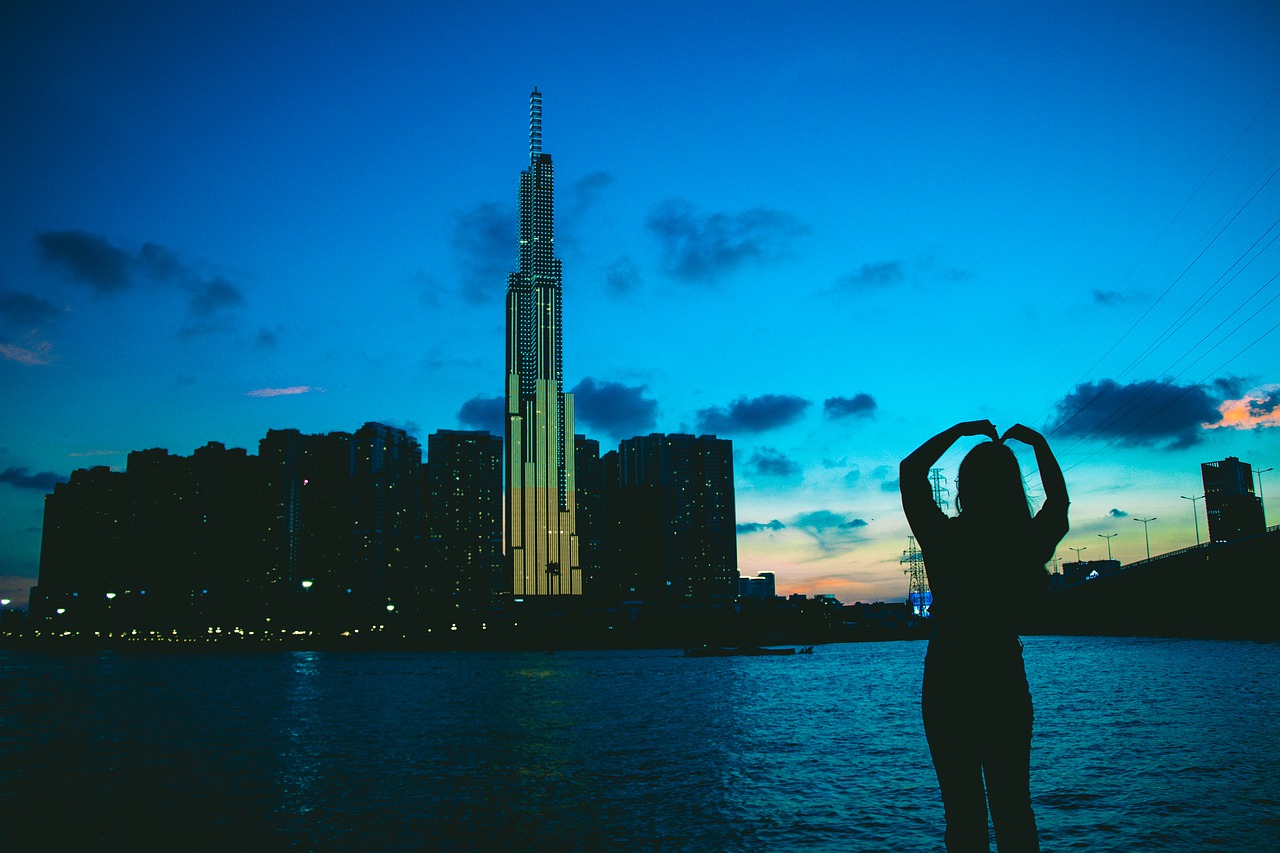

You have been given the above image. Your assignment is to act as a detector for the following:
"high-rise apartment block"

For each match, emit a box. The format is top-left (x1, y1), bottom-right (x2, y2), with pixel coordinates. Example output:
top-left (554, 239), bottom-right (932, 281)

top-left (610, 434), bottom-right (739, 600)
top-left (739, 572), bottom-right (777, 600)
top-left (36, 442), bottom-right (270, 629)
top-left (505, 88), bottom-right (580, 596)
top-left (426, 430), bottom-right (503, 615)
top-left (1201, 456), bottom-right (1266, 542)
top-left (573, 435), bottom-right (606, 596)
top-left (351, 422), bottom-right (424, 612)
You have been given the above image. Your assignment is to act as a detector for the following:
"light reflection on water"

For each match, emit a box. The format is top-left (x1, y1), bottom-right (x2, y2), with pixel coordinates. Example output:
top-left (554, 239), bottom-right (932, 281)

top-left (1, 637), bottom-right (1277, 850)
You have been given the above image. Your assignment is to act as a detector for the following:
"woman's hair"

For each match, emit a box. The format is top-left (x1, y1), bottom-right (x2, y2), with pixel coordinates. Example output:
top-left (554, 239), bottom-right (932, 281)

top-left (955, 440), bottom-right (1032, 521)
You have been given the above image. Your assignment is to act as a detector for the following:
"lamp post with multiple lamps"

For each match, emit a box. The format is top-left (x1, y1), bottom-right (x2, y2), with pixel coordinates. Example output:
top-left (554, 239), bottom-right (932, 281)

top-left (1097, 532), bottom-right (1119, 561)
top-left (1255, 466), bottom-right (1272, 527)
top-left (1134, 516), bottom-right (1157, 560)
top-left (1181, 494), bottom-right (1204, 546)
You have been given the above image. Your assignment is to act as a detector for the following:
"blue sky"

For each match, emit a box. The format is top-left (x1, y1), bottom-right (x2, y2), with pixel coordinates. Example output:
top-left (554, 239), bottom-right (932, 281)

top-left (3, 0), bottom-right (1279, 606)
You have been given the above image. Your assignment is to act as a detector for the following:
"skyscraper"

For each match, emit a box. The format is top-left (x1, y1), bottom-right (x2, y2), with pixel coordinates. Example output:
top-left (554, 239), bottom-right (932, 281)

top-left (1201, 456), bottom-right (1266, 542)
top-left (505, 88), bottom-right (580, 595)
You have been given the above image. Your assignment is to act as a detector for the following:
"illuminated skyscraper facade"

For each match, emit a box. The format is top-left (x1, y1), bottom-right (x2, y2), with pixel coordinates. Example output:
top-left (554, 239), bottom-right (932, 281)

top-left (505, 88), bottom-right (580, 595)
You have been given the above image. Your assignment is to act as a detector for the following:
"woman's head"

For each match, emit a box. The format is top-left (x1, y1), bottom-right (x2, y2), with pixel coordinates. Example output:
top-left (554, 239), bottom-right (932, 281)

top-left (956, 440), bottom-right (1031, 521)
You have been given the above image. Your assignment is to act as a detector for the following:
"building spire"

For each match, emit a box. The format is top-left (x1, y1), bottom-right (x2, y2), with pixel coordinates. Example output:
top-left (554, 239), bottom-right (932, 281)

top-left (529, 87), bottom-right (543, 164)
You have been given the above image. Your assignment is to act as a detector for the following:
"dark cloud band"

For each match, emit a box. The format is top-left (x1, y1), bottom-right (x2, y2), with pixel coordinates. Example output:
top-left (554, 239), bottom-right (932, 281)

top-left (1047, 377), bottom-right (1232, 449)
top-left (696, 393), bottom-right (810, 435)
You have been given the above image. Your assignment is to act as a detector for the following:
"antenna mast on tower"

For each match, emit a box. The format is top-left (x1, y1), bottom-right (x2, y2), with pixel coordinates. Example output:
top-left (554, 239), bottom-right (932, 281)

top-left (529, 87), bottom-right (543, 163)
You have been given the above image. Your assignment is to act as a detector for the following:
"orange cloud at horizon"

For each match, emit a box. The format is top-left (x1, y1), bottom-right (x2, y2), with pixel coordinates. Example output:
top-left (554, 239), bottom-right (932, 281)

top-left (1210, 385), bottom-right (1280, 431)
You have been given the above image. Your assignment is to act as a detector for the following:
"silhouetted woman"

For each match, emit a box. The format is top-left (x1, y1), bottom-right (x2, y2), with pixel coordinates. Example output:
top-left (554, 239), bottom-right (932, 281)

top-left (900, 420), bottom-right (1068, 852)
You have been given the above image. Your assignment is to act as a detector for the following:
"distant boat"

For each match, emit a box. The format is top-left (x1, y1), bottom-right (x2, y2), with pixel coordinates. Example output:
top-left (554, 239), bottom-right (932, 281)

top-left (683, 645), bottom-right (813, 658)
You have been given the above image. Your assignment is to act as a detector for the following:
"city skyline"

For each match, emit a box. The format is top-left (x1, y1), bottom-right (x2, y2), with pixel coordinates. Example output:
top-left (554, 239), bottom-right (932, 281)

top-left (3, 2), bottom-right (1279, 607)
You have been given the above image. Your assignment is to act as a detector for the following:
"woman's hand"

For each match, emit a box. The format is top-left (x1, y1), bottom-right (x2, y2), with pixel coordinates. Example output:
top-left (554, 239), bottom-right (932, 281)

top-left (1000, 423), bottom-right (1043, 446)
top-left (957, 420), bottom-right (999, 441)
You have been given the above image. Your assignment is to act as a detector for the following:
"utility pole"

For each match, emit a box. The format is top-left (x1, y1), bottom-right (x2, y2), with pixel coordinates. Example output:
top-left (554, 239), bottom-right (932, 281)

top-left (1097, 532), bottom-right (1118, 561)
top-left (1255, 467), bottom-right (1273, 527)
top-left (1134, 516), bottom-right (1157, 560)
top-left (1069, 545), bottom-right (1087, 566)
top-left (929, 468), bottom-right (950, 514)
top-left (901, 535), bottom-right (930, 618)
top-left (1180, 494), bottom-right (1203, 546)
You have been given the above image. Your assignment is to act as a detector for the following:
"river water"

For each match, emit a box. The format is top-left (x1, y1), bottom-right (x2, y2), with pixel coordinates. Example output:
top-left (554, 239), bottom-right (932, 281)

top-left (1, 636), bottom-right (1277, 851)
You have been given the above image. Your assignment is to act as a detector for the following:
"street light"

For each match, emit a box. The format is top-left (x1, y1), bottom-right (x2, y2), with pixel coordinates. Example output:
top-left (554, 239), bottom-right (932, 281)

top-left (1180, 494), bottom-right (1204, 546)
top-left (1134, 516), bottom-right (1157, 560)
top-left (1097, 532), bottom-right (1118, 561)
top-left (1069, 545), bottom-right (1087, 564)
top-left (1255, 467), bottom-right (1273, 527)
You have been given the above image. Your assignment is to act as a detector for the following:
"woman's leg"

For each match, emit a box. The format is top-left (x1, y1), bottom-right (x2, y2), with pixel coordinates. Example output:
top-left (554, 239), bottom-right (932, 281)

top-left (924, 655), bottom-right (992, 852)
top-left (981, 659), bottom-right (1039, 852)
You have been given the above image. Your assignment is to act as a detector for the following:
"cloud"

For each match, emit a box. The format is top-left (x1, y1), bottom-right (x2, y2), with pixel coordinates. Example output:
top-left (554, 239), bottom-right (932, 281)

top-left (0, 289), bottom-right (60, 326)
top-left (0, 466), bottom-right (67, 491)
top-left (137, 241), bottom-right (187, 282)
top-left (695, 393), bottom-right (810, 434)
top-left (35, 230), bottom-right (247, 327)
top-left (566, 171), bottom-right (615, 219)
top-left (0, 337), bottom-right (53, 366)
top-left (795, 510), bottom-right (867, 530)
top-left (255, 327), bottom-right (284, 349)
top-left (835, 251), bottom-right (972, 294)
top-left (737, 519), bottom-right (786, 534)
top-left (245, 386), bottom-right (320, 397)
top-left (458, 394), bottom-right (505, 434)
top-left (1046, 377), bottom-right (1233, 449)
top-left (843, 469), bottom-right (861, 487)
top-left (837, 261), bottom-right (906, 291)
top-left (747, 447), bottom-right (802, 478)
top-left (880, 478), bottom-right (900, 493)
top-left (1249, 389), bottom-right (1280, 417)
top-left (1211, 383), bottom-right (1280, 431)
top-left (409, 271), bottom-right (444, 308)
top-left (915, 250), bottom-right (973, 283)
top-left (1108, 508), bottom-right (1129, 518)
top-left (824, 393), bottom-right (877, 420)
top-left (35, 230), bottom-right (132, 293)
top-left (646, 198), bottom-right (809, 283)
top-left (1091, 289), bottom-right (1144, 306)
top-left (452, 202), bottom-right (515, 303)
top-left (603, 256), bottom-right (641, 295)
top-left (792, 509), bottom-right (870, 553)
top-left (188, 278), bottom-right (246, 317)
top-left (571, 378), bottom-right (657, 438)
